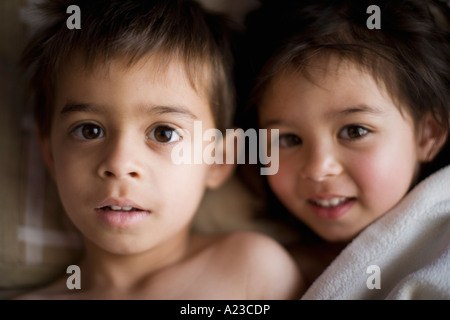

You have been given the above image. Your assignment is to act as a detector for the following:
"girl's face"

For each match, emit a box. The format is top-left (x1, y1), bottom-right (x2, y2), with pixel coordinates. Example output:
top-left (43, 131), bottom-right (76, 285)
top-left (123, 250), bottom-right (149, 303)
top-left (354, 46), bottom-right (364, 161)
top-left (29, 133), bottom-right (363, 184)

top-left (259, 57), bottom-right (435, 242)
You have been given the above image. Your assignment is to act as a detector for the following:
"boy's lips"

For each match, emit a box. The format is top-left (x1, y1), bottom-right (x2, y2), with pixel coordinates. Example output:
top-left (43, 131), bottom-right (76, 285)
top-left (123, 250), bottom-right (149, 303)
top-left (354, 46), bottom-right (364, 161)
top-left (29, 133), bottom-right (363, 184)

top-left (95, 198), bottom-right (149, 212)
top-left (94, 198), bottom-right (151, 227)
top-left (307, 195), bottom-right (356, 220)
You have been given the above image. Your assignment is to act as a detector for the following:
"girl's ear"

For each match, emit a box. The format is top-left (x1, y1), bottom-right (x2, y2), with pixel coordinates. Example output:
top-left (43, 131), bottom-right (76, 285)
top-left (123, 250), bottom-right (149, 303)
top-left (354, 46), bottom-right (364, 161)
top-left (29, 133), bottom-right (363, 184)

top-left (205, 130), bottom-right (238, 189)
top-left (36, 127), bottom-right (56, 180)
top-left (416, 113), bottom-right (448, 163)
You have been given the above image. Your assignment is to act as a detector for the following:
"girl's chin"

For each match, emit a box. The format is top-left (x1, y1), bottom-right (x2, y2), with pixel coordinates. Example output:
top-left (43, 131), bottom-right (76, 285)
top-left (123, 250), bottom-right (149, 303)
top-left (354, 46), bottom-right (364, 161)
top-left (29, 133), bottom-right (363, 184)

top-left (313, 224), bottom-right (364, 243)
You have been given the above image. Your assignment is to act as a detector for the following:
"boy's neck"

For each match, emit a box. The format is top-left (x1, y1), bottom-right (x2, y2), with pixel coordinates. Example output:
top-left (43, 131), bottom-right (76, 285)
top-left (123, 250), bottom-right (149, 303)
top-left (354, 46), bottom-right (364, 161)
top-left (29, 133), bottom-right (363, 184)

top-left (78, 228), bottom-right (194, 294)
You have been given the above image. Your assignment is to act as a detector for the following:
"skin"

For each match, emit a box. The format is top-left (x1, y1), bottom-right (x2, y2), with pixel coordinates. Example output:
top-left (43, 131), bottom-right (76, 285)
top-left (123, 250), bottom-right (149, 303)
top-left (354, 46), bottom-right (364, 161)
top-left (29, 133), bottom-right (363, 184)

top-left (258, 56), bottom-right (442, 286)
top-left (16, 54), bottom-right (302, 299)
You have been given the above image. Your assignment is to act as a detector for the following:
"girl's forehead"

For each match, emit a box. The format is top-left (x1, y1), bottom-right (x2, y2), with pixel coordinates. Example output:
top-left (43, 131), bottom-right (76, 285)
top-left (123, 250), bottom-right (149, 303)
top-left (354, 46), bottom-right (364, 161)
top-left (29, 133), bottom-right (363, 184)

top-left (264, 54), bottom-right (411, 115)
top-left (258, 56), bottom-right (419, 128)
top-left (284, 55), bottom-right (374, 83)
top-left (264, 57), bottom-right (377, 99)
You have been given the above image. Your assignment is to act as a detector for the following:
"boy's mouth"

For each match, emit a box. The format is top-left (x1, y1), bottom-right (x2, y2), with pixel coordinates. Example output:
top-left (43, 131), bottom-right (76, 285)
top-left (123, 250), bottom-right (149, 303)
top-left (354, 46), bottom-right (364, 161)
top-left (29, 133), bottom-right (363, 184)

top-left (95, 198), bottom-right (151, 227)
top-left (98, 205), bottom-right (144, 212)
top-left (95, 197), bottom-right (148, 212)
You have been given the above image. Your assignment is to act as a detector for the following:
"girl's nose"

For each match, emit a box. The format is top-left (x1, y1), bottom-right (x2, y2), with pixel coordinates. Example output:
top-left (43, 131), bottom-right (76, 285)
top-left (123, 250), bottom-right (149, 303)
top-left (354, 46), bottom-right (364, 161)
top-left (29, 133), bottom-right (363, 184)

top-left (299, 143), bottom-right (343, 182)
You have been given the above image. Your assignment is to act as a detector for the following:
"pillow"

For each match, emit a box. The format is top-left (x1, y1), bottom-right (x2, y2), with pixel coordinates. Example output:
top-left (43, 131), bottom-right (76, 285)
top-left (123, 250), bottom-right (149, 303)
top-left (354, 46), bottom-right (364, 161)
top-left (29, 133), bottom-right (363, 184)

top-left (0, 61), bottom-right (83, 298)
top-left (0, 1), bottom-right (79, 299)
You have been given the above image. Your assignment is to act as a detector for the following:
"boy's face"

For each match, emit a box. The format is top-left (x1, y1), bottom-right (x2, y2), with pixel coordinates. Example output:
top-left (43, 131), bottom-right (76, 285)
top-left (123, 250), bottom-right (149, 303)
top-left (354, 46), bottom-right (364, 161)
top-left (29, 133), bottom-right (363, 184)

top-left (41, 54), bottom-right (226, 255)
top-left (259, 57), bottom-right (434, 242)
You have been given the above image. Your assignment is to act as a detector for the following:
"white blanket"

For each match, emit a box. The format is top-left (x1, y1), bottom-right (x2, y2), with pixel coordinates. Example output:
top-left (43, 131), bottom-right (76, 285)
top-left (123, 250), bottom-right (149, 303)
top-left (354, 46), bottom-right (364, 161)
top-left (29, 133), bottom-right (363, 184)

top-left (301, 165), bottom-right (450, 300)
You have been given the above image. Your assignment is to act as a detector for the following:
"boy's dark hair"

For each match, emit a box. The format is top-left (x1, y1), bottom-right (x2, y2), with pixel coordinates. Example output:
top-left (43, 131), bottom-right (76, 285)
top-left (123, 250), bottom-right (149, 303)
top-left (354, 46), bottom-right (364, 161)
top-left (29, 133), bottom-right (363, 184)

top-left (242, 0), bottom-right (449, 144)
top-left (21, 0), bottom-right (236, 136)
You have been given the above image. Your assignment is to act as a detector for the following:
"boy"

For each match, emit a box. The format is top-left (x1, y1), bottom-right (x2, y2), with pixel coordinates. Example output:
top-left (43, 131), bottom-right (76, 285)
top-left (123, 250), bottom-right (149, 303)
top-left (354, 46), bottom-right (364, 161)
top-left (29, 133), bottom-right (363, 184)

top-left (16, 0), bottom-right (302, 299)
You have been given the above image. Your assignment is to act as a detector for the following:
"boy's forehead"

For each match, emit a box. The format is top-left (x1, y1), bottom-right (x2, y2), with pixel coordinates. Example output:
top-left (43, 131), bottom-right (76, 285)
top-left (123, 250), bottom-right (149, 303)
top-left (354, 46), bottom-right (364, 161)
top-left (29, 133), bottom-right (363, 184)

top-left (54, 52), bottom-right (215, 120)
top-left (57, 52), bottom-right (212, 102)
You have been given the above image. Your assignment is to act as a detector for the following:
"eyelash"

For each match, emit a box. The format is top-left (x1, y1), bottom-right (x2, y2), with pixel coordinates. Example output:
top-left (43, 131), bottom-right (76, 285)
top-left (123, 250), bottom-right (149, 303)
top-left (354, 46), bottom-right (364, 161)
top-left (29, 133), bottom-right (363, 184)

top-left (146, 125), bottom-right (182, 144)
top-left (339, 125), bottom-right (371, 140)
top-left (70, 123), bottom-right (182, 144)
top-left (71, 123), bottom-right (105, 140)
top-left (277, 124), bottom-right (371, 148)
top-left (278, 134), bottom-right (302, 148)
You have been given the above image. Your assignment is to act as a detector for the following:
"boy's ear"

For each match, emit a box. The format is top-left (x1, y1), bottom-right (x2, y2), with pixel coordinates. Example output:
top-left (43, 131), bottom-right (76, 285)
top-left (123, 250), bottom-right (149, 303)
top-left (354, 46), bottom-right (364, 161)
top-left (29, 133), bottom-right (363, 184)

top-left (35, 127), bottom-right (56, 180)
top-left (205, 130), bottom-right (238, 189)
top-left (416, 112), bottom-right (448, 163)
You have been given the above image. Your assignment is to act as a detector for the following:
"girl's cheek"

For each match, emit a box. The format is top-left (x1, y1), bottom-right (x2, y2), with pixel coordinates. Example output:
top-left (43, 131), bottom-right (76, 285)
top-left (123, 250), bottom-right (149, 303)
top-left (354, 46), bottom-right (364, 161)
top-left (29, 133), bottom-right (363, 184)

top-left (348, 149), bottom-right (412, 213)
top-left (267, 165), bottom-right (292, 198)
top-left (267, 174), bottom-right (280, 194)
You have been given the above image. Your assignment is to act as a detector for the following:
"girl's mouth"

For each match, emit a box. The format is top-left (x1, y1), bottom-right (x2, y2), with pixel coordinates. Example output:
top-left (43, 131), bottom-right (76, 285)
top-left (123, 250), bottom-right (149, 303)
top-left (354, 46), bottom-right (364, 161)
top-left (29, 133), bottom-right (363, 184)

top-left (308, 196), bottom-right (356, 220)
top-left (309, 196), bottom-right (354, 208)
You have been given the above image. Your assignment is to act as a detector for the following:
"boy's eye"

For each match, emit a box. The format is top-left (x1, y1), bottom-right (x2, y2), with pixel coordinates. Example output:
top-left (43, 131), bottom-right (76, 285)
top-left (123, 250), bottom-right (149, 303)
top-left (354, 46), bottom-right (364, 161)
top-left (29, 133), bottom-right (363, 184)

top-left (71, 123), bottom-right (105, 140)
top-left (279, 134), bottom-right (302, 148)
top-left (147, 125), bottom-right (181, 143)
top-left (339, 125), bottom-right (369, 140)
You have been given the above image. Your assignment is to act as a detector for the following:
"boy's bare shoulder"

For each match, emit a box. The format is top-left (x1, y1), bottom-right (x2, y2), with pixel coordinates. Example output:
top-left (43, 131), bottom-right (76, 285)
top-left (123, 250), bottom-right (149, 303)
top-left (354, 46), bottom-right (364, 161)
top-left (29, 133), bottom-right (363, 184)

top-left (214, 231), bottom-right (292, 260)
top-left (209, 231), bottom-right (304, 299)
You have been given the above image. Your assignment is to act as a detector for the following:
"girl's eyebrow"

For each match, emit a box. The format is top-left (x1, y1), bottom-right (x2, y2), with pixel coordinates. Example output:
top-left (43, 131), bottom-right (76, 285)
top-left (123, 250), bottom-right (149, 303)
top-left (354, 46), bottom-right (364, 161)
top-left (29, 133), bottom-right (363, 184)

top-left (261, 104), bottom-right (385, 128)
top-left (333, 104), bottom-right (385, 118)
top-left (59, 101), bottom-right (199, 120)
top-left (260, 118), bottom-right (286, 128)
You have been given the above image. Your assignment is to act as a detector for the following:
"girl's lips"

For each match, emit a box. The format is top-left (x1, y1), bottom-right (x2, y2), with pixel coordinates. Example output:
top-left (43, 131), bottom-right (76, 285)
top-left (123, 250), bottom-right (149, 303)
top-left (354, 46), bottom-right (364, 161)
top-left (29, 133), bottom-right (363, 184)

top-left (307, 197), bottom-right (356, 220)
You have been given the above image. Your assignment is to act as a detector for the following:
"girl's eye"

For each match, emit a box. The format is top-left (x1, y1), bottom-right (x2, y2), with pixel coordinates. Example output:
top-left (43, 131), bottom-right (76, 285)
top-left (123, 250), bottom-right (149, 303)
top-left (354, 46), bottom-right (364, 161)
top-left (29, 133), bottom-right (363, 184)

top-left (71, 123), bottom-right (105, 140)
top-left (147, 125), bottom-right (181, 143)
top-left (279, 134), bottom-right (302, 148)
top-left (339, 125), bottom-right (369, 140)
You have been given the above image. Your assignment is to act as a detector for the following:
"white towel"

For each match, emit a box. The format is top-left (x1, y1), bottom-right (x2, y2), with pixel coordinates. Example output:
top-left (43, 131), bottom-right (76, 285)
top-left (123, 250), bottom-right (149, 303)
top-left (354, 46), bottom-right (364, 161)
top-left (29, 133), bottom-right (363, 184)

top-left (301, 165), bottom-right (450, 300)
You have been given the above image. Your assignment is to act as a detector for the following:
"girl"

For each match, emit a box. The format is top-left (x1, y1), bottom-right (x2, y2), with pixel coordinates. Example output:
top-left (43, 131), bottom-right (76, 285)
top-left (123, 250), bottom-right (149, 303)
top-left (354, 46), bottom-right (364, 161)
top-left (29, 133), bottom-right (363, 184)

top-left (240, 0), bottom-right (450, 298)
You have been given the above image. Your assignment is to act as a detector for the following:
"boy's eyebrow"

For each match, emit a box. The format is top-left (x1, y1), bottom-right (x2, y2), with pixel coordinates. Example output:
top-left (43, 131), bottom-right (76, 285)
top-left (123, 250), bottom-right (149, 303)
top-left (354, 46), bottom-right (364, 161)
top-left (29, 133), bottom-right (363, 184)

top-left (143, 105), bottom-right (199, 120)
top-left (60, 102), bottom-right (199, 120)
top-left (60, 102), bottom-right (102, 117)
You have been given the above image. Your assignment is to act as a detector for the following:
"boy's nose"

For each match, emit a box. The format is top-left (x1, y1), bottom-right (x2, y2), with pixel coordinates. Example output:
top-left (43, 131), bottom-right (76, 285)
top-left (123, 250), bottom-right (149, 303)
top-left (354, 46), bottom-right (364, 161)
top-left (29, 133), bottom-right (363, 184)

top-left (299, 144), bottom-right (343, 182)
top-left (97, 136), bottom-right (143, 180)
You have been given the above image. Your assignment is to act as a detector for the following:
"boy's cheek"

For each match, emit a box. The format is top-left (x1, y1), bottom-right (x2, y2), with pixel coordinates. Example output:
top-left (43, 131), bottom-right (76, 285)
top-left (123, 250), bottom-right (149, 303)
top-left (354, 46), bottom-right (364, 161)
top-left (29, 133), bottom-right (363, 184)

top-left (36, 133), bottom-right (57, 180)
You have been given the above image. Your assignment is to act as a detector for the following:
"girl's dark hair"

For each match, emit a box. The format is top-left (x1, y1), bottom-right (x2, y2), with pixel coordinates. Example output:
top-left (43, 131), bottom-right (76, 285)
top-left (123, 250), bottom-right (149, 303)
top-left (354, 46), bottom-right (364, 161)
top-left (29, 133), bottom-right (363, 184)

top-left (21, 0), bottom-right (236, 137)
